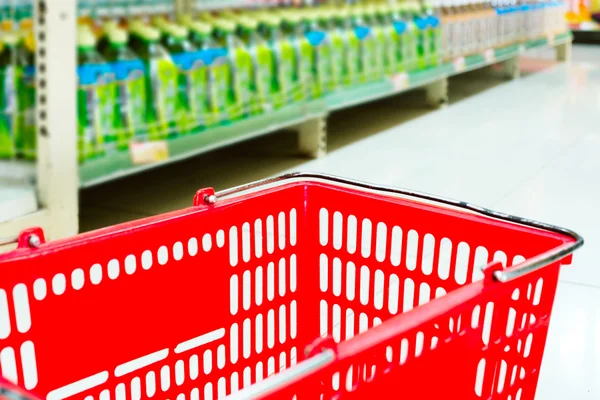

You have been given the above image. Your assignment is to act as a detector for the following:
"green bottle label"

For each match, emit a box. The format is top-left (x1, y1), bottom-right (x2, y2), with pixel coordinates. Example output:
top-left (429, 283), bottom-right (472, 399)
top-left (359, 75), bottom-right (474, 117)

top-left (18, 66), bottom-right (36, 158)
top-left (0, 66), bottom-right (18, 158)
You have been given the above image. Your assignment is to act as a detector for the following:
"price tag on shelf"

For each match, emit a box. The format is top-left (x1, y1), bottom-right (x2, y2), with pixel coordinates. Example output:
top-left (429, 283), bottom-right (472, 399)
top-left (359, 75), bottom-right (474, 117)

top-left (130, 141), bottom-right (169, 165)
top-left (453, 56), bottom-right (466, 72)
top-left (547, 33), bottom-right (555, 46)
top-left (484, 49), bottom-right (495, 63)
top-left (391, 73), bottom-right (409, 92)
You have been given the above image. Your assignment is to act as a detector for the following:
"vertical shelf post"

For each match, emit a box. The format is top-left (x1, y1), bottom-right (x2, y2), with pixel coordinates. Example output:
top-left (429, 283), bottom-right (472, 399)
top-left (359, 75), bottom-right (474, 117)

top-left (35, 0), bottom-right (79, 239)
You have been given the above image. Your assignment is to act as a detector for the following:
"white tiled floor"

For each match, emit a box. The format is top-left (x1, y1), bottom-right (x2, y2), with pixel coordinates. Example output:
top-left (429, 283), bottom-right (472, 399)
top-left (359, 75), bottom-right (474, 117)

top-left (80, 46), bottom-right (600, 399)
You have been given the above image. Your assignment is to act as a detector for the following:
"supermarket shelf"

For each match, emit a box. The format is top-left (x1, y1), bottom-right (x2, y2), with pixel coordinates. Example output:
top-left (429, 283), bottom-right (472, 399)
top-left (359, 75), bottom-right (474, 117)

top-left (80, 100), bottom-right (326, 187)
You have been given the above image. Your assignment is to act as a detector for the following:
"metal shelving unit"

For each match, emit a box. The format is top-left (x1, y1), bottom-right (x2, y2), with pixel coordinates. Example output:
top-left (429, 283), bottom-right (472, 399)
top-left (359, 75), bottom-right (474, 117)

top-left (0, 0), bottom-right (574, 244)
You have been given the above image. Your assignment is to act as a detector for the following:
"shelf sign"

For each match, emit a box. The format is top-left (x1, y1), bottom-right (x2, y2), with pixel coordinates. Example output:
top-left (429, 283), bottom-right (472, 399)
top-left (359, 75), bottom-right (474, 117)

top-left (484, 49), bottom-right (495, 63)
top-left (391, 73), bottom-right (409, 92)
top-left (130, 141), bottom-right (169, 165)
top-left (453, 56), bottom-right (466, 72)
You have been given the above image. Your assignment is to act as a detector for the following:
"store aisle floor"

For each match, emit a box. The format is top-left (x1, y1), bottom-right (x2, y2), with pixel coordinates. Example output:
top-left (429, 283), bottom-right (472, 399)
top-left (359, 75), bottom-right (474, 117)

top-left (81, 47), bottom-right (600, 399)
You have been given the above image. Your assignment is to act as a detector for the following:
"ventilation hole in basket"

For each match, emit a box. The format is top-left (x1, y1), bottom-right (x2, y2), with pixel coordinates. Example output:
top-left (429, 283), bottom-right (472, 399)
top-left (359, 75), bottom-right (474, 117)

top-left (229, 227), bottom-right (239, 267)
top-left (346, 261), bottom-right (356, 301)
top-left (319, 208), bottom-right (329, 246)
top-left (267, 262), bottom-right (275, 301)
top-left (204, 383), bottom-right (213, 400)
top-left (289, 209), bottom-right (297, 247)
top-left (131, 377), bottom-right (141, 400)
top-left (375, 222), bottom-right (387, 262)
top-left (421, 233), bottom-right (435, 275)
top-left (331, 258), bottom-right (342, 296)
top-left (278, 212), bottom-right (286, 251)
top-left (290, 255), bottom-right (297, 293)
top-left (517, 339), bottom-right (523, 354)
top-left (243, 366), bottom-right (252, 388)
top-left (347, 215), bottom-right (358, 254)
top-left (230, 275), bottom-right (239, 315)
top-left (390, 226), bottom-right (403, 267)
top-left (217, 345), bottom-right (226, 370)
top-left (268, 357), bottom-right (276, 376)
top-left (108, 259), bottom-right (120, 280)
top-left (482, 302), bottom-right (495, 345)
top-left (256, 313), bottom-right (264, 354)
top-left (173, 242), bottom-right (184, 261)
top-left (332, 372), bottom-right (340, 390)
top-left (175, 360), bottom-right (185, 386)
top-left (190, 388), bottom-right (199, 400)
top-left (388, 274), bottom-right (400, 314)
top-left (512, 288), bottom-right (520, 300)
top-left (438, 238), bottom-right (452, 280)
top-left (497, 360), bottom-right (507, 393)
top-left (493, 251), bottom-right (507, 267)
top-left (475, 358), bottom-right (486, 397)
top-left (255, 266), bottom-right (263, 306)
top-left (527, 283), bottom-right (533, 301)
top-left (254, 219), bottom-right (263, 259)
top-left (70, 269), bottom-right (84, 291)
top-left (403, 278), bottom-right (415, 313)
top-left (455, 242), bottom-right (470, 285)
top-left (161, 365), bottom-right (170, 391)
top-left (386, 346), bottom-right (393, 363)
top-left (158, 246), bottom-right (169, 266)
top-left (142, 250), bottom-right (153, 270)
top-left (530, 314), bottom-right (537, 325)
top-left (218, 377), bottom-right (226, 398)
top-left (406, 230), bottom-right (419, 271)
top-left (267, 309), bottom-right (276, 349)
top-left (256, 361), bottom-right (264, 381)
top-left (320, 300), bottom-right (328, 337)
top-left (291, 347), bottom-right (297, 366)
top-left (320, 254), bottom-right (328, 293)
top-left (33, 279), bottom-right (46, 301)
top-left (400, 338), bottom-right (409, 365)
top-left (373, 270), bottom-right (385, 310)
top-left (189, 355), bottom-right (199, 380)
top-left (217, 230), bottom-right (225, 248)
top-left (0, 347), bottom-right (16, 383)
top-left (373, 317), bottom-right (382, 327)
top-left (431, 336), bottom-right (439, 350)
top-left (435, 287), bottom-right (446, 299)
top-left (231, 371), bottom-right (239, 393)
top-left (415, 332), bottom-right (424, 357)
top-left (360, 266), bottom-right (370, 306)
top-left (291, 301), bottom-right (297, 339)
top-left (230, 323), bottom-right (239, 364)
top-left (125, 255), bottom-right (136, 275)
top-left (333, 211), bottom-right (343, 250)
top-left (176, 393), bottom-right (184, 400)
top-left (146, 371), bottom-right (156, 397)
top-left (243, 271), bottom-right (251, 311)
top-left (524, 333), bottom-right (533, 358)
top-left (279, 305), bottom-right (287, 345)
top-left (473, 246), bottom-right (488, 282)
top-left (332, 304), bottom-right (341, 342)
top-left (418, 283), bottom-right (431, 306)
top-left (279, 258), bottom-right (287, 297)
top-left (241, 318), bottom-right (251, 359)
top-left (187, 238), bottom-right (198, 257)
top-left (12, 285), bottom-right (31, 334)
top-left (511, 365), bottom-right (518, 385)
top-left (20, 341), bottom-right (37, 389)
top-left (279, 352), bottom-right (287, 372)
top-left (346, 366), bottom-right (355, 391)
top-left (533, 278), bottom-right (544, 306)
top-left (512, 255), bottom-right (526, 266)
top-left (345, 309), bottom-right (355, 339)
top-left (504, 345), bottom-right (510, 352)
top-left (516, 388), bottom-right (523, 400)
top-left (90, 263), bottom-right (103, 284)
top-left (52, 273), bottom-right (66, 295)
top-left (359, 313), bottom-right (369, 334)
top-left (521, 313), bottom-right (529, 330)
top-left (361, 219), bottom-right (373, 258)
top-left (520, 367), bottom-right (525, 380)
top-left (242, 223), bottom-right (251, 262)
top-left (506, 308), bottom-right (516, 337)
top-left (100, 390), bottom-right (110, 400)
top-left (472, 305), bottom-right (481, 329)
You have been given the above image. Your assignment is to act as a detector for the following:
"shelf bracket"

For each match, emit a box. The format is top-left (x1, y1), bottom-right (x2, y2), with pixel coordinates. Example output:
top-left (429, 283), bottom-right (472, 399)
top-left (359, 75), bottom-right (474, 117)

top-left (503, 56), bottom-right (521, 80)
top-left (294, 115), bottom-right (328, 159)
top-left (555, 40), bottom-right (572, 62)
top-left (425, 78), bottom-right (449, 108)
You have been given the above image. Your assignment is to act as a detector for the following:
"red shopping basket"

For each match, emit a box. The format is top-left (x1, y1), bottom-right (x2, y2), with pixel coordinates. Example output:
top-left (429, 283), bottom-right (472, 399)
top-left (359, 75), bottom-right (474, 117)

top-left (0, 173), bottom-right (582, 400)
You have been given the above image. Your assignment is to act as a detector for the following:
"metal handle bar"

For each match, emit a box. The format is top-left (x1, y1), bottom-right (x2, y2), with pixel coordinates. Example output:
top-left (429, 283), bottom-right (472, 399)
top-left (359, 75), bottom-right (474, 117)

top-left (212, 172), bottom-right (583, 283)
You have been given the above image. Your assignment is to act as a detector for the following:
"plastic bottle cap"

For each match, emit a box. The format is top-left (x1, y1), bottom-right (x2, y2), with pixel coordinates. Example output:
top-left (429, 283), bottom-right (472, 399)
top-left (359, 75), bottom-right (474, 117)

top-left (214, 19), bottom-right (236, 33)
top-left (78, 28), bottom-right (97, 48)
top-left (130, 23), bottom-right (160, 42)
top-left (1, 32), bottom-right (19, 46)
top-left (108, 28), bottom-right (128, 45)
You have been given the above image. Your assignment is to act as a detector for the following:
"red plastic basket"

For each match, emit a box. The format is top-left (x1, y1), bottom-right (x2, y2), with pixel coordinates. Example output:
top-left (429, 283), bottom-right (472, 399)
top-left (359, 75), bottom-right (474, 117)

top-left (0, 173), bottom-right (582, 400)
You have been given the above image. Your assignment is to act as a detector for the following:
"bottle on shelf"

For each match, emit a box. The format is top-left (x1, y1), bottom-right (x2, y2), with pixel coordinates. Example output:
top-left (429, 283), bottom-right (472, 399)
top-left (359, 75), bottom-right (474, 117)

top-left (17, 22), bottom-right (36, 159)
top-left (0, 32), bottom-right (19, 159)
top-left (279, 10), bottom-right (313, 101)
